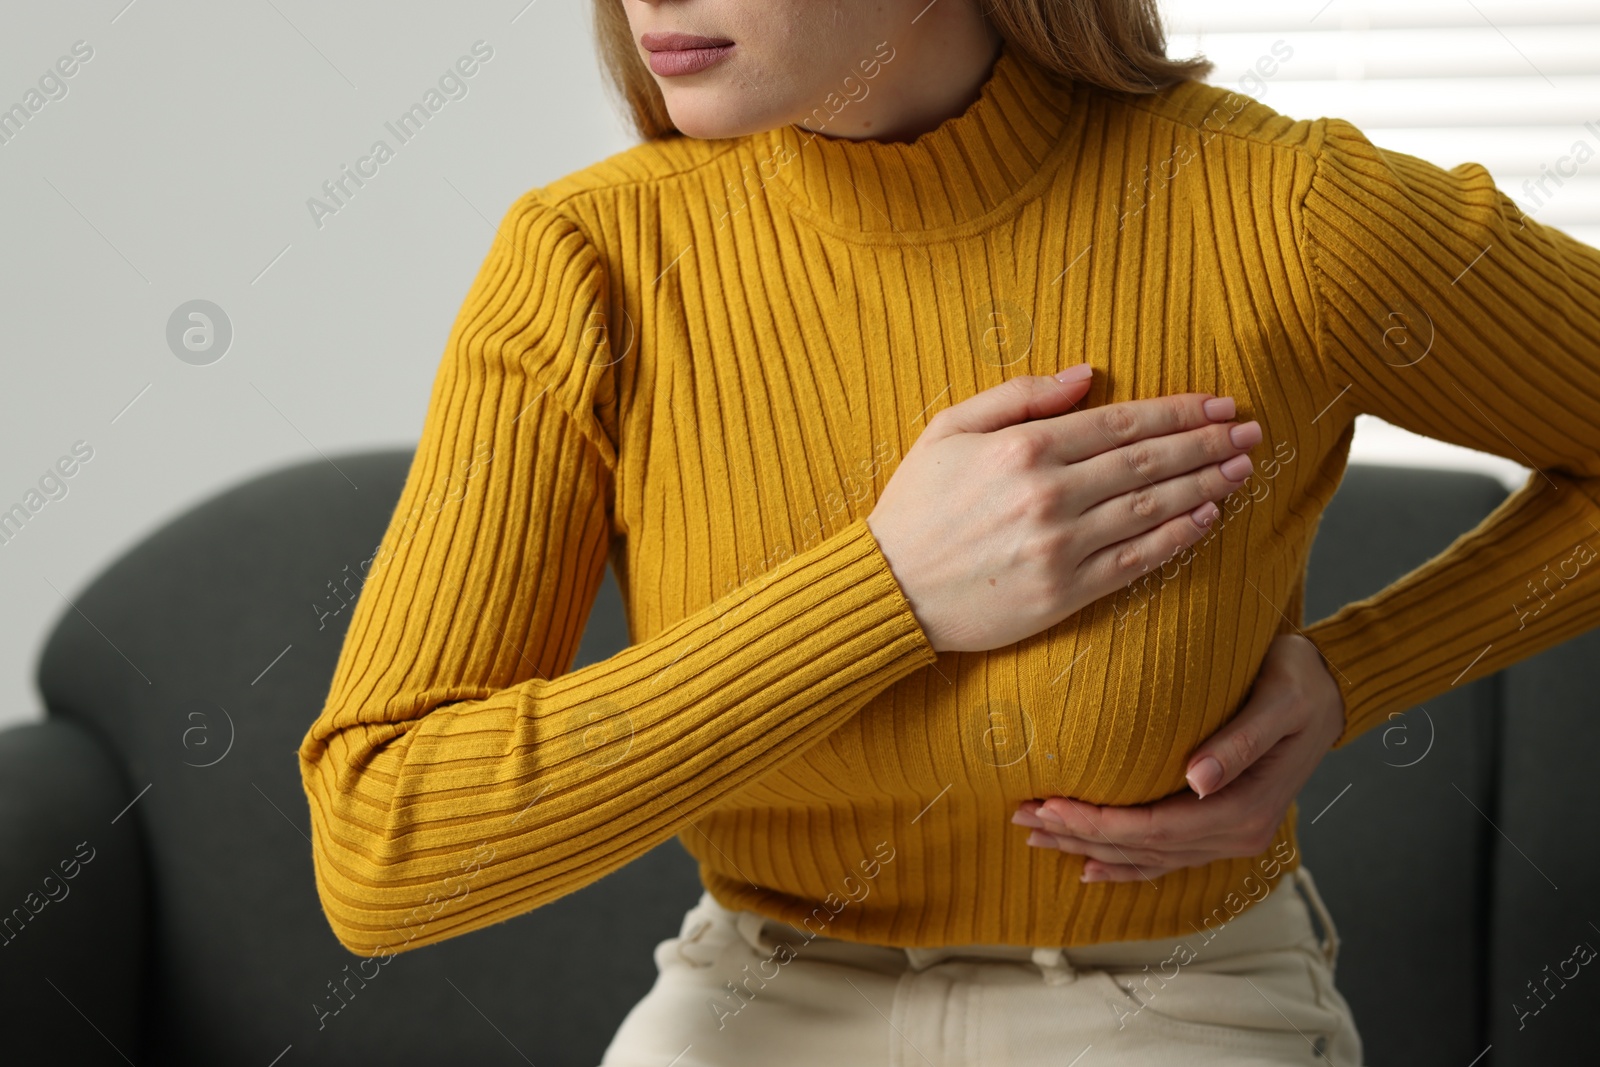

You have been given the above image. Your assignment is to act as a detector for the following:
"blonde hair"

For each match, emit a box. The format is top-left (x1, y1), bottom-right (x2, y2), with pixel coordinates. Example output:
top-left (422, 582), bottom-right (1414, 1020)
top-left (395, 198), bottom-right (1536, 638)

top-left (591, 0), bottom-right (1213, 141)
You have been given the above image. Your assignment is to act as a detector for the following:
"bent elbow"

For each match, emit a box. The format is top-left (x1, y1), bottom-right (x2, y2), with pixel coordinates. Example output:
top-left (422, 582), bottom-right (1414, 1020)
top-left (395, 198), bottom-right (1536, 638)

top-left (305, 819), bottom-right (451, 959)
top-left (302, 750), bottom-right (511, 957)
top-left (300, 745), bottom-right (423, 958)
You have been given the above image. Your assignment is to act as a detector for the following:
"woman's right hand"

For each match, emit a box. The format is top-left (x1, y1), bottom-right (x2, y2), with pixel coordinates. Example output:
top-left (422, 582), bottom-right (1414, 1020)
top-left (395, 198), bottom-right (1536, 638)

top-left (866, 364), bottom-right (1261, 653)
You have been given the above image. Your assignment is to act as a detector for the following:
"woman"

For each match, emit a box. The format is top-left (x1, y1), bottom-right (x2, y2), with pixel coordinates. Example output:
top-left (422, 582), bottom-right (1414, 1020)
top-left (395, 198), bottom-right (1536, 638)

top-left (296, 0), bottom-right (1600, 1063)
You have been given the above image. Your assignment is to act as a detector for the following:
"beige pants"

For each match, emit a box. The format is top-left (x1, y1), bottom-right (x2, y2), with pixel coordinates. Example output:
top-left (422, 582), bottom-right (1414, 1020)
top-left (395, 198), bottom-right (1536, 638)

top-left (600, 865), bottom-right (1364, 1066)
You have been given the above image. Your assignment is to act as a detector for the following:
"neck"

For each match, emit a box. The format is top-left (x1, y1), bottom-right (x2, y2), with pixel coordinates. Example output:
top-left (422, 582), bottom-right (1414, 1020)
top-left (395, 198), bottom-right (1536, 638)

top-left (794, 20), bottom-right (1007, 145)
top-left (751, 39), bottom-right (1079, 238)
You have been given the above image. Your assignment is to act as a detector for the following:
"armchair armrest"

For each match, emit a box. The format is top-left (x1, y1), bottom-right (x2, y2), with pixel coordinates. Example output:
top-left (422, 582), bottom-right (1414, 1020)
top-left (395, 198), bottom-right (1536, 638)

top-left (0, 719), bottom-right (148, 1064)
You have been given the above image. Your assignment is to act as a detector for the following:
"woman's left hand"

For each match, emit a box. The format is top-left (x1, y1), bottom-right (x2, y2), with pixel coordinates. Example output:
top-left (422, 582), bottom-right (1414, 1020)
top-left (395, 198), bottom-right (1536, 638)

top-left (1012, 633), bottom-right (1345, 883)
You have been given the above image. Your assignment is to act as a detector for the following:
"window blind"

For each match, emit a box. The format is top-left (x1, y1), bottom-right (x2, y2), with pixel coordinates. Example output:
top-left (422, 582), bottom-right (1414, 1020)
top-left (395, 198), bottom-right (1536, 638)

top-left (1167, 0), bottom-right (1600, 252)
top-left (1165, 0), bottom-right (1600, 485)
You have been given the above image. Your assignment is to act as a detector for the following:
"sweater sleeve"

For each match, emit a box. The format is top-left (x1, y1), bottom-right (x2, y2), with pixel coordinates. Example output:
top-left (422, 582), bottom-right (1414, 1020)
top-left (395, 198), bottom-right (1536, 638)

top-left (1296, 117), bottom-right (1600, 750)
top-left (296, 189), bottom-right (940, 957)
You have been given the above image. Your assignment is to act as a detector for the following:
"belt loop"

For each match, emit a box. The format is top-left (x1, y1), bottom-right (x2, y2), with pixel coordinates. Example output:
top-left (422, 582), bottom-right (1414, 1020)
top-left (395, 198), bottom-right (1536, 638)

top-left (1031, 946), bottom-right (1078, 986)
top-left (673, 916), bottom-right (717, 968)
top-left (1293, 867), bottom-right (1341, 970)
top-left (735, 911), bottom-right (779, 955)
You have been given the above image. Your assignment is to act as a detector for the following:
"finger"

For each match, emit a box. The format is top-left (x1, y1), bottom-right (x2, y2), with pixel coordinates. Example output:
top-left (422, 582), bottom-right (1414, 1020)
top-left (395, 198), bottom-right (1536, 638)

top-left (1034, 796), bottom-right (1132, 839)
top-left (1040, 391), bottom-right (1232, 467)
top-left (1184, 680), bottom-right (1304, 800)
top-left (1024, 830), bottom-right (1171, 868)
top-left (1081, 447), bottom-right (1254, 556)
top-left (1026, 793), bottom-right (1255, 853)
top-left (1075, 504), bottom-right (1229, 601)
top-left (932, 370), bottom-right (1096, 438)
top-left (1012, 805), bottom-right (1049, 829)
top-left (1024, 792), bottom-right (1267, 853)
top-left (1082, 861), bottom-right (1174, 883)
top-left (1025, 826), bottom-right (1226, 869)
top-left (1071, 417), bottom-right (1258, 521)
top-left (1023, 829), bottom-right (1205, 877)
top-left (1024, 799), bottom-right (1273, 876)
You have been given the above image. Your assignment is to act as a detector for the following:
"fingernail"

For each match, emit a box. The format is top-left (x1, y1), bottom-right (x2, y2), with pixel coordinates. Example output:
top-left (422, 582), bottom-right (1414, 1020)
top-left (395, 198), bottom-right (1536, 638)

top-left (1191, 501), bottom-right (1219, 528)
top-left (1188, 756), bottom-right (1223, 797)
top-left (1220, 454), bottom-right (1253, 481)
top-left (1202, 396), bottom-right (1235, 421)
top-left (1026, 830), bottom-right (1053, 847)
top-left (1229, 420), bottom-right (1262, 448)
top-left (1053, 362), bottom-right (1093, 383)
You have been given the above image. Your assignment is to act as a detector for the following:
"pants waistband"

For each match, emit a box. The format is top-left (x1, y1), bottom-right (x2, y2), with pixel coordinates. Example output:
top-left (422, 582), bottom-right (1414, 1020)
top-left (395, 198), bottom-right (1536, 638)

top-left (729, 866), bottom-right (1337, 985)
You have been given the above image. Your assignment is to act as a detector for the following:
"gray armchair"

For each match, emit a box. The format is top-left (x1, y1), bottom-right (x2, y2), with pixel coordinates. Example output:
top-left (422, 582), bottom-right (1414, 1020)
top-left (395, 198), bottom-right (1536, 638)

top-left (1, 451), bottom-right (1594, 1065)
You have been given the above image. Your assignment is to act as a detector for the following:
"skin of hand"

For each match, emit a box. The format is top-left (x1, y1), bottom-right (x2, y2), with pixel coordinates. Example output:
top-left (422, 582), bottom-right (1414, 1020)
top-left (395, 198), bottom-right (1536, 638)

top-left (869, 376), bottom-right (1260, 655)
top-left (1011, 633), bottom-right (1345, 882)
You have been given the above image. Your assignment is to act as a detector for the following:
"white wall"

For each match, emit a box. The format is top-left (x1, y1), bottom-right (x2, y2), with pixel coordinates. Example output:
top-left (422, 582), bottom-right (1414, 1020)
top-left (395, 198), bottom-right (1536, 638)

top-left (0, 0), bottom-right (637, 728)
top-left (1, 0), bottom-right (1593, 728)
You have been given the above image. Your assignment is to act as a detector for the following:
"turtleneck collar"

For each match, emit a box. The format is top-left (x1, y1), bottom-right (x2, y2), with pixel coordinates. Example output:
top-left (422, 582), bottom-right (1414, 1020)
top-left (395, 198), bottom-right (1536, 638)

top-left (749, 37), bottom-right (1078, 240)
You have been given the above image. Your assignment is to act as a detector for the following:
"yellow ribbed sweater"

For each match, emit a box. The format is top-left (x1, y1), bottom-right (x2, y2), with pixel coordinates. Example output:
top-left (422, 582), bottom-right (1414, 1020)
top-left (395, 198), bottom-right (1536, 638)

top-left (298, 39), bottom-right (1600, 956)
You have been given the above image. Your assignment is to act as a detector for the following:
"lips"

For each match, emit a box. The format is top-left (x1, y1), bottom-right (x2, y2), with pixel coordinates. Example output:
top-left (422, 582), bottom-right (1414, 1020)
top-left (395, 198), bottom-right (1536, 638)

top-left (640, 32), bottom-right (733, 51)
top-left (640, 31), bottom-right (735, 77)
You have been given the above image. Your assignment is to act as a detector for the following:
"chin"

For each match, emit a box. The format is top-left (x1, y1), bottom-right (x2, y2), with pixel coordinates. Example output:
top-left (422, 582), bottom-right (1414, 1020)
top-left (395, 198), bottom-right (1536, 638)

top-left (663, 99), bottom-right (780, 141)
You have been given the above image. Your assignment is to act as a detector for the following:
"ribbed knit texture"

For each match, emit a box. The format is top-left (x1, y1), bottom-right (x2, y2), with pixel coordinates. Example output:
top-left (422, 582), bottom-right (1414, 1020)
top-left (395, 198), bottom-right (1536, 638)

top-left (298, 39), bottom-right (1600, 957)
